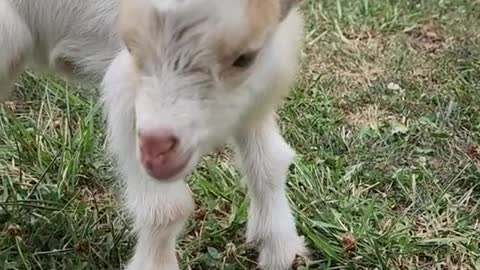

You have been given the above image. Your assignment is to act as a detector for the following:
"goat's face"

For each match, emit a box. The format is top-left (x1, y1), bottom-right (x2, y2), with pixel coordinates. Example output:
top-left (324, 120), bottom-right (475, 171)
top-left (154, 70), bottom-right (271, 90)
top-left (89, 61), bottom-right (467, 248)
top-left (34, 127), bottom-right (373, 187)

top-left (117, 0), bottom-right (302, 181)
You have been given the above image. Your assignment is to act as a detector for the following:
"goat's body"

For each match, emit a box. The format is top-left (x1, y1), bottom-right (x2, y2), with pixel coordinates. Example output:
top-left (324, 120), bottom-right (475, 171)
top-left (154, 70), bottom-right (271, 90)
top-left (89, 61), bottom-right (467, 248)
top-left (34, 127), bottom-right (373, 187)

top-left (1, 0), bottom-right (120, 89)
top-left (1, 0), bottom-right (307, 269)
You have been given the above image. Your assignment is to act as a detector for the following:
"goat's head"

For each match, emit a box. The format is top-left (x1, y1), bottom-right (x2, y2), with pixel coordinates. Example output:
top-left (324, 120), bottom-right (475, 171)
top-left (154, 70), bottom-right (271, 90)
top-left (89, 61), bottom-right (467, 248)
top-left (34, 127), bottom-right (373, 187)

top-left (116, 0), bottom-right (303, 181)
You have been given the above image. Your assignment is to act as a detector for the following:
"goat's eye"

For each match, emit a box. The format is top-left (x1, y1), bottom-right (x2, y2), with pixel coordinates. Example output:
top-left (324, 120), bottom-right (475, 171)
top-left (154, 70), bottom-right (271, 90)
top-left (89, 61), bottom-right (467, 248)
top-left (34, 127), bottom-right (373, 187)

top-left (232, 52), bottom-right (257, 68)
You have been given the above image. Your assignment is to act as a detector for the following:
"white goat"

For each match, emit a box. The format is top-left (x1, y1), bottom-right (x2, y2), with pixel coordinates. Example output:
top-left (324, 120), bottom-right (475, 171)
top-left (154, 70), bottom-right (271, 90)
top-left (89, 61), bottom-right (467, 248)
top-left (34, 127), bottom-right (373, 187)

top-left (1, 0), bottom-right (306, 269)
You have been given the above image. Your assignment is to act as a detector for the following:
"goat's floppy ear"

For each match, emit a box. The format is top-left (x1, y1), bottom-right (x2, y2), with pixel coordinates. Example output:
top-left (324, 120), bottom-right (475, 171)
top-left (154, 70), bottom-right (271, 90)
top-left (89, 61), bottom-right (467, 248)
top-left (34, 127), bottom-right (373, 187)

top-left (279, 0), bottom-right (303, 21)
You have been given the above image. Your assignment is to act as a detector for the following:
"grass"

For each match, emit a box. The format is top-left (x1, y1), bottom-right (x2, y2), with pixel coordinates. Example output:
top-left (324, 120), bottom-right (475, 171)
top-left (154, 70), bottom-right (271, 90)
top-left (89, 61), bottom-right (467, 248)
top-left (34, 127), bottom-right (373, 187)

top-left (1, 0), bottom-right (480, 269)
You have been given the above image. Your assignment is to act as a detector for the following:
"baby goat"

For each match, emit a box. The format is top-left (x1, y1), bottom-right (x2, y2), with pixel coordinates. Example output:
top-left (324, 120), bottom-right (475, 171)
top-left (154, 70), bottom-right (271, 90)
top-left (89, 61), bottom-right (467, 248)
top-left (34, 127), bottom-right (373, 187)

top-left (1, 0), bottom-right (306, 269)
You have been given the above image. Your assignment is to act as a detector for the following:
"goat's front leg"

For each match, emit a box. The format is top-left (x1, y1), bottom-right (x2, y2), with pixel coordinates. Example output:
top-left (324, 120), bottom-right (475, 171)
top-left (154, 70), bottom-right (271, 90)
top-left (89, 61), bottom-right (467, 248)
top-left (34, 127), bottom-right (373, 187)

top-left (102, 52), bottom-right (194, 270)
top-left (124, 178), bottom-right (194, 270)
top-left (234, 116), bottom-right (307, 270)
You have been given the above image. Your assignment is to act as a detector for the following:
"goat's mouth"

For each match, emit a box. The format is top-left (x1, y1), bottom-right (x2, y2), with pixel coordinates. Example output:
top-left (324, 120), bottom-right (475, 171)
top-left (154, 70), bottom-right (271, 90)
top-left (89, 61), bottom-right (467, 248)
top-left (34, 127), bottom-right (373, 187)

top-left (140, 149), bottom-right (194, 182)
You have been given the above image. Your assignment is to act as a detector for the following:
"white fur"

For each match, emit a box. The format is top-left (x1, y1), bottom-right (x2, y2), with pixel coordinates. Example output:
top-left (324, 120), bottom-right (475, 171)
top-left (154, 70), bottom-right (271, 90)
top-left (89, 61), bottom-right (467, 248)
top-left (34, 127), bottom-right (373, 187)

top-left (1, 0), bottom-right (306, 269)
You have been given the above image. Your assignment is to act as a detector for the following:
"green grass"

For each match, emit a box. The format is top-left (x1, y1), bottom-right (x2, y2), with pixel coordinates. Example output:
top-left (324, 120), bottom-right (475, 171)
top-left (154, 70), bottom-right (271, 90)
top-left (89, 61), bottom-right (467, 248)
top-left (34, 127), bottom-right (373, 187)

top-left (1, 0), bottom-right (480, 269)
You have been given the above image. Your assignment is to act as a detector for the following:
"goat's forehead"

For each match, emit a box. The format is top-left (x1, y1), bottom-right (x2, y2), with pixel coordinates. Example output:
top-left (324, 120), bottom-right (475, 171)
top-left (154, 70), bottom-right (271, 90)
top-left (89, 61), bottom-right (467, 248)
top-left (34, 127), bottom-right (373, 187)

top-left (120, 0), bottom-right (282, 68)
top-left (164, 2), bottom-right (247, 34)
top-left (150, 0), bottom-right (247, 18)
top-left (151, 0), bottom-right (280, 36)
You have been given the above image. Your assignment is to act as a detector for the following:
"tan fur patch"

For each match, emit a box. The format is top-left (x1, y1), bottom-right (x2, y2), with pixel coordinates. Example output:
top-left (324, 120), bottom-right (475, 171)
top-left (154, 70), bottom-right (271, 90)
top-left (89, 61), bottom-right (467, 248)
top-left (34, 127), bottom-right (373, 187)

top-left (240, 0), bottom-right (301, 53)
top-left (248, 0), bottom-right (302, 26)
top-left (248, 0), bottom-right (281, 39)
top-left (216, 0), bottom-right (282, 69)
top-left (118, 0), bottom-right (162, 68)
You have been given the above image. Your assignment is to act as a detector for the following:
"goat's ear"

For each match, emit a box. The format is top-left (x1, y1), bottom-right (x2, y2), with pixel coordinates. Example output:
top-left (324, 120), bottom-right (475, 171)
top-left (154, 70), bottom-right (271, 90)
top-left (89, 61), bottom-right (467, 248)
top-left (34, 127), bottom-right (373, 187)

top-left (279, 0), bottom-right (303, 21)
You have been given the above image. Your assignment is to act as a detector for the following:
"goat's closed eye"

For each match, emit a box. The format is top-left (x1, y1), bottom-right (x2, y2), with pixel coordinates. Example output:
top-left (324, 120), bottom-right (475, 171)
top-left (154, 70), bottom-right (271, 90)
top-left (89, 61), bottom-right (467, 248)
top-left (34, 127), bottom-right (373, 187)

top-left (232, 52), bottom-right (257, 68)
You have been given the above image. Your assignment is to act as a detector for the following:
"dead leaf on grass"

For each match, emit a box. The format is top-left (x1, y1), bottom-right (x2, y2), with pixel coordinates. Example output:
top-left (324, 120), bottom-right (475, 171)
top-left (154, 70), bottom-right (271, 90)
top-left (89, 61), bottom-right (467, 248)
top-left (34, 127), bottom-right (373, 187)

top-left (406, 22), bottom-right (449, 53)
top-left (78, 186), bottom-right (113, 208)
top-left (466, 144), bottom-right (480, 160)
top-left (341, 232), bottom-right (357, 253)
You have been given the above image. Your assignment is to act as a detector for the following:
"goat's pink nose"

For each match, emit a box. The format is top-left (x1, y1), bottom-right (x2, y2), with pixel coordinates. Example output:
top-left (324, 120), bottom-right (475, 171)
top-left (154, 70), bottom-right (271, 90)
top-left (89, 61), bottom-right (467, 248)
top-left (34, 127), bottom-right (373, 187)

top-left (139, 132), bottom-right (178, 160)
top-left (138, 131), bottom-right (189, 180)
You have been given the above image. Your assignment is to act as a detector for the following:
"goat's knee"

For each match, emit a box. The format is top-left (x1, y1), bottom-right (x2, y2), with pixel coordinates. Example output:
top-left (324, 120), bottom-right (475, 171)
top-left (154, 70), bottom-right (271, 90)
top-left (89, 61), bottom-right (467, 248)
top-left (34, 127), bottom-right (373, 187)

top-left (126, 179), bottom-right (194, 226)
top-left (0, 0), bottom-right (32, 99)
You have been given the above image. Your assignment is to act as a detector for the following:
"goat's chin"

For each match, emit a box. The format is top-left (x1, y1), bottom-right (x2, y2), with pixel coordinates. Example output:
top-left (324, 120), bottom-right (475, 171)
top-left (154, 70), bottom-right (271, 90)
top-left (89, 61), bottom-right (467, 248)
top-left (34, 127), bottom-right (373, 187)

top-left (138, 150), bottom-right (201, 183)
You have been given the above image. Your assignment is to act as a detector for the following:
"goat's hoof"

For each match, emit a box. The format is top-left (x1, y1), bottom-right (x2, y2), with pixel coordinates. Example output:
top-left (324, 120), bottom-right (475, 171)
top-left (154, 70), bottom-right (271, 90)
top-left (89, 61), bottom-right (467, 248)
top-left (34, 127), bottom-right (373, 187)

top-left (257, 235), bottom-right (308, 270)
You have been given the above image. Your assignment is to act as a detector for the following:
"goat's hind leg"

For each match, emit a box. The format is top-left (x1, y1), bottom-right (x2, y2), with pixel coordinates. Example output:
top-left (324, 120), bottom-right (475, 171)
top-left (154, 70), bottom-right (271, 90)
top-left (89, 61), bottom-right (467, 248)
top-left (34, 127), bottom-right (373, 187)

top-left (0, 0), bottom-right (33, 99)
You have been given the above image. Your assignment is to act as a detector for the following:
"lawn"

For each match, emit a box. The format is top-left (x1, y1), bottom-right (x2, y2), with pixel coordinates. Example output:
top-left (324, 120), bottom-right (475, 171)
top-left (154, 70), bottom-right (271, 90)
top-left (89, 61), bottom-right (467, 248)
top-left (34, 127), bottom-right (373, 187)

top-left (1, 0), bottom-right (480, 269)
